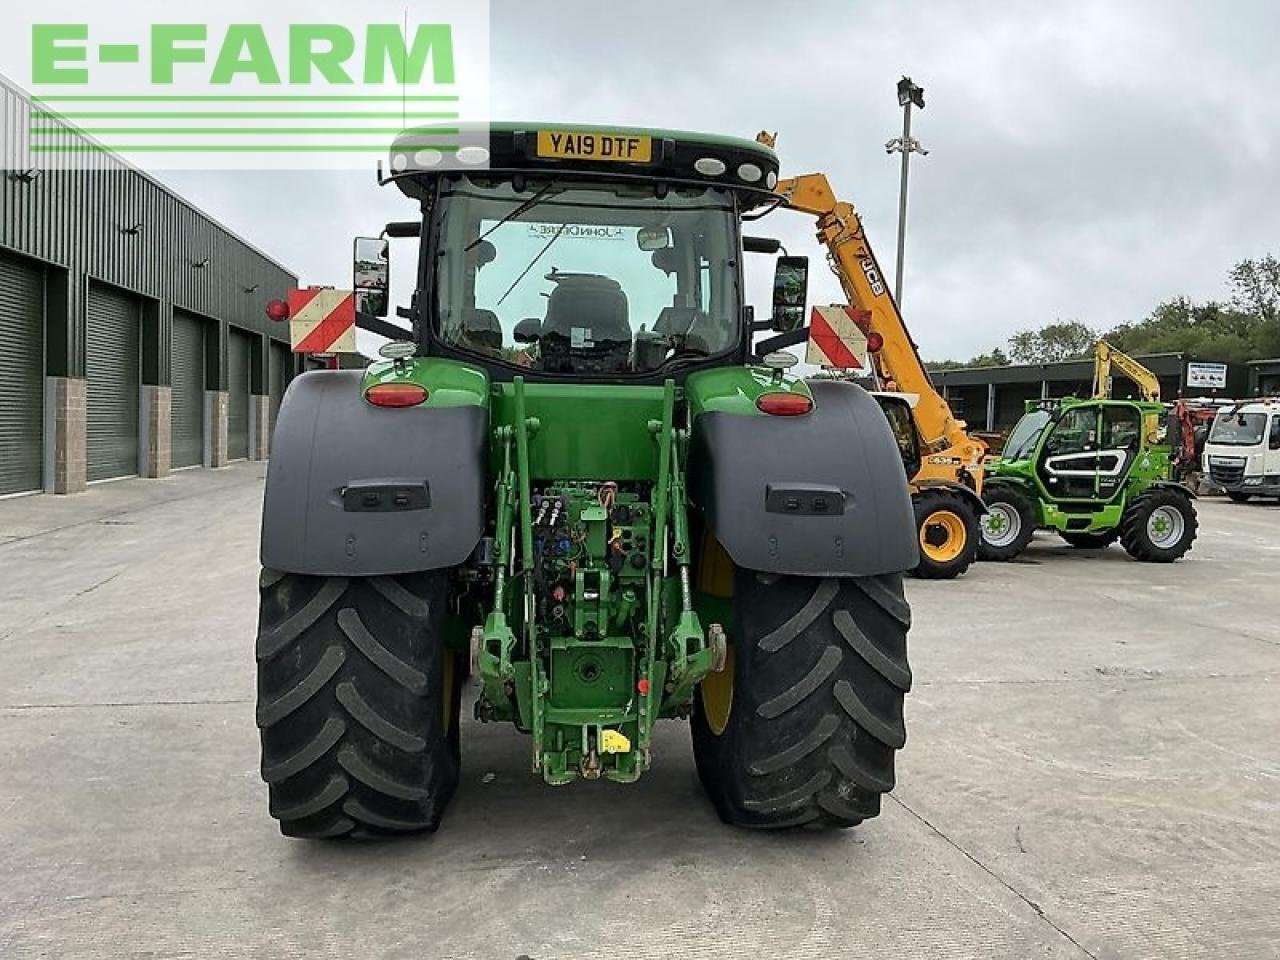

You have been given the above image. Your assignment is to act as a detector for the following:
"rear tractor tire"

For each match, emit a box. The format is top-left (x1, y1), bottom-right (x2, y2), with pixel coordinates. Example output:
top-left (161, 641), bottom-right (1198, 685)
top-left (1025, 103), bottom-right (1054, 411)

top-left (911, 489), bottom-right (980, 580)
top-left (1059, 529), bottom-right (1119, 550)
top-left (256, 570), bottom-right (460, 838)
top-left (1119, 488), bottom-right (1198, 562)
top-left (691, 569), bottom-right (912, 829)
top-left (977, 486), bottom-right (1037, 561)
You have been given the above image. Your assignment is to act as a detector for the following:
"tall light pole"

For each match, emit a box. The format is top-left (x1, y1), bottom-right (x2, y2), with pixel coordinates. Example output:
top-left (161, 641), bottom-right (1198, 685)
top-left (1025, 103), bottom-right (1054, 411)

top-left (885, 76), bottom-right (928, 307)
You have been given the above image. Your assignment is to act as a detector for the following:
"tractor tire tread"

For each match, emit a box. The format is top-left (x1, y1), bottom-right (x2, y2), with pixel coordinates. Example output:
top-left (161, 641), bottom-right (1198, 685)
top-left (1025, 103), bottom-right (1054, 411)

top-left (256, 570), bottom-right (457, 839)
top-left (692, 571), bottom-right (911, 830)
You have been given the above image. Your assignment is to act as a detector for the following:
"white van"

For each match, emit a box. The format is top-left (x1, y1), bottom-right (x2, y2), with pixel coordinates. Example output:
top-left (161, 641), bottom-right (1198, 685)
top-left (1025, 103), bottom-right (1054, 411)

top-left (1203, 399), bottom-right (1280, 501)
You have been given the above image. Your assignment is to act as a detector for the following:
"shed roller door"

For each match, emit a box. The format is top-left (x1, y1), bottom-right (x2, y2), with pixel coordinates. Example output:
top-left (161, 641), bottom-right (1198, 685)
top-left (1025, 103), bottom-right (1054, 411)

top-left (0, 252), bottom-right (45, 496)
top-left (268, 342), bottom-right (290, 438)
top-left (86, 284), bottom-right (140, 482)
top-left (171, 312), bottom-right (205, 468)
top-left (227, 329), bottom-right (251, 461)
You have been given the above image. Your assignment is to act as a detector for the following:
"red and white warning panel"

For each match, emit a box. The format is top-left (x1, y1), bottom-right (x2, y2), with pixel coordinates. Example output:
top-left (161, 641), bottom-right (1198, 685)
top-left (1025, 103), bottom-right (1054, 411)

top-left (287, 287), bottom-right (357, 355)
top-left (806, 305), bottom-right (870, 370)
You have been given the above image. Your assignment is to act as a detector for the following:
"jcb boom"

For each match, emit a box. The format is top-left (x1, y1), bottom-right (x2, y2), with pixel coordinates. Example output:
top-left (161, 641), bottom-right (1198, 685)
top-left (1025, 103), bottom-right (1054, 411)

top-left (775, 170), bottom-right (987, 579)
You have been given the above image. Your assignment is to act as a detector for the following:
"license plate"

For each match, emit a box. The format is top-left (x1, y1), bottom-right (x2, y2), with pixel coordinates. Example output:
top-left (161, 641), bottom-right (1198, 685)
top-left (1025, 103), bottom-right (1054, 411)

top-left (536, 130), bottom-right (652, 164)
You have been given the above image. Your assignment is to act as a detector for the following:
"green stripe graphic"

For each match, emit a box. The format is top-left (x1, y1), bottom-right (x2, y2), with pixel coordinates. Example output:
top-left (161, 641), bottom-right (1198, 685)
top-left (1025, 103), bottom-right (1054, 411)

top-left (31, 143), bottom-right (461, 153)
top-left (34, 111), bottom-right (459, 119)
top-left (33, 95), bottom-right (461, 102)
top-left (30, 127), bottom-right (460, 136)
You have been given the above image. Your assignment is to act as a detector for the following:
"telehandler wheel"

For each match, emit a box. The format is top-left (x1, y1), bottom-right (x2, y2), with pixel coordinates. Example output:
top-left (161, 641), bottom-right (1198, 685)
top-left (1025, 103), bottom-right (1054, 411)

top-left (1119, 488), bottom-right (1198, 563)
top-left (977, 487), bottom-right (1036, 561)
top-left (691, 568), bottom-right (911, 829)
top-left (911, 489), bottom-right (979, 580)
top-left (1059, 529), bottom-right (1119, 550)
top-left (256, 569), bottom-right (458, 839)
top-left (1227, 491), bottom-right (1253, 503)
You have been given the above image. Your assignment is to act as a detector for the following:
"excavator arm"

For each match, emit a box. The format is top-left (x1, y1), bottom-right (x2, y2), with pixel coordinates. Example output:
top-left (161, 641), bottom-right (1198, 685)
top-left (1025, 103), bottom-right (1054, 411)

top-left (1092, 340), bottom-right (1161, 402)
top-left (775, 172), bottom-right (986, 476)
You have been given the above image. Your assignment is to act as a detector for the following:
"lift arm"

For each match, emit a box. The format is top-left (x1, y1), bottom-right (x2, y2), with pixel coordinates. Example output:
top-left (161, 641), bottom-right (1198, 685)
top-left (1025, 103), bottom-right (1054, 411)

top-left (1092, 340), bottom-right (1161, 402)
top-left (775, 172), bottom-right (983, 465)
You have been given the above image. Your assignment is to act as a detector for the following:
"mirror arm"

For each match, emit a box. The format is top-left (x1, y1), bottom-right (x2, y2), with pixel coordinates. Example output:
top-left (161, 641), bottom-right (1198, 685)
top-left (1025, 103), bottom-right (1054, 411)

top-left (743, 236), bottom-right (784, 255)
top-left (357, 313), bottom-right (413, 340)
top-left (752, 328), bottom-right (807, 361)
top-left (383, 221), bottom-right (420, 239)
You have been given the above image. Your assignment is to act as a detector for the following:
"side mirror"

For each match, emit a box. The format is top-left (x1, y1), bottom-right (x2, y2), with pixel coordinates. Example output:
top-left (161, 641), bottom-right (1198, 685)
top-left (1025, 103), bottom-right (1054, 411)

top-left (514, 317), bottom-right (542, 344)
top-left (770, 255), bottom-right (809, 332)
top-left (353, 237), bottom-right (390, 318)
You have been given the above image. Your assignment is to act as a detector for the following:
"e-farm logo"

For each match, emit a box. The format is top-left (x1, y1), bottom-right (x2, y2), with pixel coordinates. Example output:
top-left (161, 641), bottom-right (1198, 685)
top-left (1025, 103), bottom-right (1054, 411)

top-left (6, 4), bottom-right (490, 170)
top-left (32, 24), bottom-right (455, 86)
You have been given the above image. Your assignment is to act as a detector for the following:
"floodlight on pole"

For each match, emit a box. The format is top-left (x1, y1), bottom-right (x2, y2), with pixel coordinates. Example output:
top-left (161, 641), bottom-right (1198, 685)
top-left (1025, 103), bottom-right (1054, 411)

top-left (886, 76), bottom-right (927, 307)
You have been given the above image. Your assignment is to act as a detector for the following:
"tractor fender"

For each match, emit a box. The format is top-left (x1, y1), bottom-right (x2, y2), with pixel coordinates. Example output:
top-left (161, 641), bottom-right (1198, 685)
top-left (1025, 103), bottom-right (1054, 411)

top-left (1141, 480), bottom-right (1198, 500)
top-left (260, 370), bottom-right (486, 576)
top-left (687, 379), bottom-right (919, 578)
top-left (913, 479), bottom-right (988, 515)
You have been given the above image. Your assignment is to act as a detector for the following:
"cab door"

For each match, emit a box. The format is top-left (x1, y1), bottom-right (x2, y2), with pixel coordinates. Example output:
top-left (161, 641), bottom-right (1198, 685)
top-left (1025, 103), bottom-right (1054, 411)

top-left (1036, 404), bottom-right (1102, 500)
top-left (1095, 404), bottom-right (1144, 500)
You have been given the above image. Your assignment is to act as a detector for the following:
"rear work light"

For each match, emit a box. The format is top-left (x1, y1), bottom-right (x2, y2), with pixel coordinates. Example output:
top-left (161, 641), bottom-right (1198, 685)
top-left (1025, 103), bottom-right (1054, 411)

top-left (365, 383), bottom-right (428, 408)
top-left (865, 331), bottom-right (885, 353)
top-left (756, 392), bottom-right (813, 416)
top-left (264, 299), bottom-right (290, 322)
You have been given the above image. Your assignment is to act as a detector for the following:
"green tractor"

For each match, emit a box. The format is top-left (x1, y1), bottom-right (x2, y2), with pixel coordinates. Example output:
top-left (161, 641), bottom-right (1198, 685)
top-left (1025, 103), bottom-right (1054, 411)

top-left (977, 397), bottom-right (1198, 562)
top-left (256, 123), bottom-right (921, 837)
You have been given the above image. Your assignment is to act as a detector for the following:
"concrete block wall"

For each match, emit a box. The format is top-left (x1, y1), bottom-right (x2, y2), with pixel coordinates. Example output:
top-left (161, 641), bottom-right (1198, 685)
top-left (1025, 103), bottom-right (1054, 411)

top-left (45, 377), bottom-right (87, 494)
top-left (250, 395), bottom-right (270, 461)
top-left (205, 391), bottom-right (229, 468)
top-left (141, 385), bottom-right (172, 479)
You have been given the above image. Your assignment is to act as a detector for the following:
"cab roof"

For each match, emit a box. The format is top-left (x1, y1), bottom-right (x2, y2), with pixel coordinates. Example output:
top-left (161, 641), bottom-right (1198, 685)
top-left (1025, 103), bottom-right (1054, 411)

top-left (387, 121), bottom-right (781, 209)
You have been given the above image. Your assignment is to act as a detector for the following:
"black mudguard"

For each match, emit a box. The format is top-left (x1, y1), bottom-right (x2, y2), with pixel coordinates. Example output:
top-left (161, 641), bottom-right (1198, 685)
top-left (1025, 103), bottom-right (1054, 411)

top-left (1144, 480), bottom-right (1197, 499)
top-left (260, 371), bottom-right (487, 576)
top-left (688, 380), bottom-right (919, 578)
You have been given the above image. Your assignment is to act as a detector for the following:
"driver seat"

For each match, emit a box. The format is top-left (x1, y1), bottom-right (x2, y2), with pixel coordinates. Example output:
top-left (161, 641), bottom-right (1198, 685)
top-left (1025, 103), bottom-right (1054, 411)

top-left (541, 274), bottom-right (631, 344)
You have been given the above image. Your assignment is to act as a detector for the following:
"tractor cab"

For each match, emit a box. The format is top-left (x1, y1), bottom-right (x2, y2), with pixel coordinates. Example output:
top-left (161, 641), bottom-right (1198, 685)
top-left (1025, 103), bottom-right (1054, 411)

top-left (365, 123), bottom-right (798, 381)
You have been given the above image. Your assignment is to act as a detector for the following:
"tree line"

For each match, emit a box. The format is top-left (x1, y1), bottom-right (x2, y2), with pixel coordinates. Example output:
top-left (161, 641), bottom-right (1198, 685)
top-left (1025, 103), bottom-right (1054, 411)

top-left (927, 255), bottom-right (1280, 370)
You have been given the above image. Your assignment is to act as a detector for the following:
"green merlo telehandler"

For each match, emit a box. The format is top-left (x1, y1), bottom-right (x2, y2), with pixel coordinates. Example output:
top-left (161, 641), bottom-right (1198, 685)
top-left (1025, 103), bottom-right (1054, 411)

top-left (256, 123), bottom-right (920, 837)
top-left (978, 396), bottom-right (1198, 562)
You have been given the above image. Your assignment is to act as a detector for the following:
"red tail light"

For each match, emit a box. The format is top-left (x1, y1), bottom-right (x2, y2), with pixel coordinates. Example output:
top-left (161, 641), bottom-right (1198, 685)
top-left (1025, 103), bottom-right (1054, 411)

top-left (865, 331), bottom-right (884, 353)
top-left (756, 392), bottom-right (813, 416)
top-left (365, 383), bottom-right (428, 408)
top-left (265, 298), bottom-right (290, 322)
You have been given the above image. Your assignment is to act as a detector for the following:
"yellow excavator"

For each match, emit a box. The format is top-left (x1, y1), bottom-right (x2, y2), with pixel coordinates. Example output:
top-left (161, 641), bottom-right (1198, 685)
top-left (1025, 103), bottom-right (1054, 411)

top-left (1091, 339), bottom-right (1163, 443)
top-left (1091, 339), bottom-right (1160, 401)
top-left (770, 164), bottom-right (988, 579)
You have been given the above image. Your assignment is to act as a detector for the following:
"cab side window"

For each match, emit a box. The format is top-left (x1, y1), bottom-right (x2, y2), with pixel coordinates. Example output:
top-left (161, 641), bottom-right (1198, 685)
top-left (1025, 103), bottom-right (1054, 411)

top-left (1046, 406), bottom-right (1098, 456)
top-left (1270, 415), bottom-right (1280, 450)
top-left (1102, 405), bottom-right (1142, 451)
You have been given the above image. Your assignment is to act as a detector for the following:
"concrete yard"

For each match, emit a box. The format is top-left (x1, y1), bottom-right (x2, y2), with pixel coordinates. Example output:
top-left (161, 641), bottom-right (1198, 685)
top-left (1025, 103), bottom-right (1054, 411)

top-left (0, 463), bottom-right (1277, 960)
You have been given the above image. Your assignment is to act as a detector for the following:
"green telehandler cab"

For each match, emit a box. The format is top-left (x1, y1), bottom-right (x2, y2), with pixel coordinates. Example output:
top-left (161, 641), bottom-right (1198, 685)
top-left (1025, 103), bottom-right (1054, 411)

top-left (978, 397), bottom-right (1198, 563)
top-left (255, 123), bottom-right (921, 837)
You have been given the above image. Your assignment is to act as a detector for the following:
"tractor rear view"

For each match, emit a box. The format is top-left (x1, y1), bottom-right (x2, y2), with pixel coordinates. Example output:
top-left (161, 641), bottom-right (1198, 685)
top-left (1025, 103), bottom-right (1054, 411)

top-left (255, 124), bottom-right (920, 837)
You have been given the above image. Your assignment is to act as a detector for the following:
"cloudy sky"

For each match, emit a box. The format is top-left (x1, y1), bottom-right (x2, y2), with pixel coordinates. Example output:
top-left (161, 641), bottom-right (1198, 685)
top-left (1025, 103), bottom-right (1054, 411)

top-left (159, 0), bottom-right (1280, 361)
